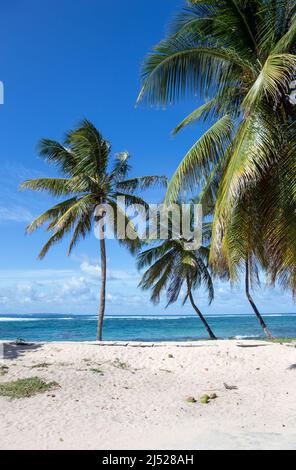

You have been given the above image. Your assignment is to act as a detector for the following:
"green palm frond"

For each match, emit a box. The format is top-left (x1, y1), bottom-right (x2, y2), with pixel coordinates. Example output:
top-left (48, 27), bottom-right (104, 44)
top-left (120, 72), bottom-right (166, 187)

top-left (38, 140), bottom-right (77, 175)
top-left (139, 250), bottom-right (175, 291)
top-left (22, 120), bottom-right (165, 259)
top-left (243, 54), bottom-right (296, 110)
top-left (106, 199), bottom-right (142, 254)
top-left (137, 241), bottom-right (176, 270)
top-left (111, 152), bottom-right (131, 182)
top-left (139, 0), bottom-right (296, 298)
top-left (20, 178), bottom-right (79, 196)
top-left (173, 98), bottom-right (218, 135)
top-left (215, 108), bottom-right (280, 216)
top-left (68, 211), bottom-right (92, 255)
top-left (38, 224), bottom-right (72, 260)
top-left (272, 14), bottom-right (296, 53)
top-left (116, 175), bottom-right (168, 192)
top-left (65, 119), bottom-right (111, 177)
top-left (26, 198), bottom-right (78, 234)
top-left (138, 202), bottom-right (215, 307)
top-left (138, 37), bottom-right (255, 105)
top-left (165, 115), bottom-right (233, 203)
top-left (49, 195), bottom-right (94, 231)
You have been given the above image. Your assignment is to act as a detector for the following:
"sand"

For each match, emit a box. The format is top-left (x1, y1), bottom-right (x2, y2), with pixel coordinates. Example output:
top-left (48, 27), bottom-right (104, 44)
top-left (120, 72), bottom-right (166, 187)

top-left (0, 339), bottom-right (296, 450)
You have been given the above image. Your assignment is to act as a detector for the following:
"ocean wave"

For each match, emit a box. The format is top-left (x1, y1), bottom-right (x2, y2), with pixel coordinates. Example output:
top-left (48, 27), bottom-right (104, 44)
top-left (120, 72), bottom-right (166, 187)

top-left (264, 314), bottom-right (296, 317)
top-left (104, 316), bottom-right (194, 321)
top-left (0, 317), bottom-right (73, 322)
top-left (233, 335), bottom-right (261, 340)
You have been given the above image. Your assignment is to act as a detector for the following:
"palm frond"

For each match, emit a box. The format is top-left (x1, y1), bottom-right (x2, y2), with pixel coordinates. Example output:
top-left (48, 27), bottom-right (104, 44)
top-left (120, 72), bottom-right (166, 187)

top-left (49, 195), bottom-right (94, 231)
top-left (243, 54), bottom-right (296, 110)
top-left (106, 199), bottom-right (142, 254)
top-left (116, 175), bottom-right (168, 192)
top-left (38, 224), bottom-right (72, 260)
top-left (26, 198), bottom-right (78, 234)
top-left (111, 152), bottom-right (131, 183)
top-left (20, 178), bottom-right (76, 197)
top-left (68, 211), bottom-right (92, 255)
top-left (138, 36), bottom-right (255, 105)
top-left (165, 114), bottom-right (233, 203)
top-left (38, 140), bottom-right (77, 175)
top-left (66, 119), bottom-right (110, 177)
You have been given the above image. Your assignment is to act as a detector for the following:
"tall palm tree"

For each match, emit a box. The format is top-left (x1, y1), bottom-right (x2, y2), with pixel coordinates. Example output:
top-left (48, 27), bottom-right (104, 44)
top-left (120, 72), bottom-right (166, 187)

top-left (137, 219), bottom-right (217, 340)
top-left (20, 120), bottom-right (167, 340)
top-left (138, 0), bottom-right (296, 336)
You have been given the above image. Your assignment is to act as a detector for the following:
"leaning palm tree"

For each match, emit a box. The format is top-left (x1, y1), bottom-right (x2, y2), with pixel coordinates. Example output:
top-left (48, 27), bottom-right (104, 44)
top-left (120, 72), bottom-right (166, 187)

top-left (137, 218), bottom-right (217, 340)
top-left (20, 120), bottom-right (167, 340)
top-left (199, 172), bottom-right (273, 337)
top-left (138, 0), bottom-right (296, 336)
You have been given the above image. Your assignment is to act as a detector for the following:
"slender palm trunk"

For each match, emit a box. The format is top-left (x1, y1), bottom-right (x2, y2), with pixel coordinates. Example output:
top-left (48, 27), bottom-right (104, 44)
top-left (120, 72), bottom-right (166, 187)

top-left (245, 259), bottom-right (273, 339)
top-left (97, 223), bottom-right (107, 341)
top-left (188, 289), bottom-right (217, 340)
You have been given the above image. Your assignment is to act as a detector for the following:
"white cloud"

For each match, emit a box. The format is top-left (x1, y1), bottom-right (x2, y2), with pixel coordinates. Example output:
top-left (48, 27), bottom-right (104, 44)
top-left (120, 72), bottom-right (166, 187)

top-left (80, 260), bottom-right (139, 282)
top-left (0, 295), bottom-right (9, 305)
top-left (60, 277), bottom-right (94, 298)
top-left (0, 252), bottom-right (295, 315)
top-left (106, 292), bottom-right (146, 306)
top-left (0, 206), bottom-right (33, 223)
top-left (80, 261), bottom-right (100, 277)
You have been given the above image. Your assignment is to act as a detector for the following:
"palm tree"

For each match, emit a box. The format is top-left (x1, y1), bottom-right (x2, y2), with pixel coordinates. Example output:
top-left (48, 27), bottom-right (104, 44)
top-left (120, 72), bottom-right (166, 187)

top-left (198, 160), bottom-right (274, 337)
top-left (137, 218), bottom-right (217, 340)
top-left (20, 120), bottom-right (167, 340)
top-left (138, 0), bottom-right (296, 336)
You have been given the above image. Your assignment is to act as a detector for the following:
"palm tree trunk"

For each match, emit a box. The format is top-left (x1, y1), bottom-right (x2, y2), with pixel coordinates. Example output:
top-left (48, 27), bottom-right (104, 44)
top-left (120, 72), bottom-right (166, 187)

top-left (188, 289), bottom-right (217, 340)
top-left (97, 227), bottom-right (107, 341)
top-left (245, 259), bottom-right (273, 339)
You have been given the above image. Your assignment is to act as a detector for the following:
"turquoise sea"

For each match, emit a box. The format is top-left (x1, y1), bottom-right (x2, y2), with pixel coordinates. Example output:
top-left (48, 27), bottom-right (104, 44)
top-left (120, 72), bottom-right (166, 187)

top-left (0, 313), bottom-right (296, 342)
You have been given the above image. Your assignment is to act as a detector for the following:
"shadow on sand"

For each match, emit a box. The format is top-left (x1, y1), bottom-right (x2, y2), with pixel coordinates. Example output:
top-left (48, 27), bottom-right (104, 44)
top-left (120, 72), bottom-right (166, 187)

top-left (1, 342), bottom-right (43, 361)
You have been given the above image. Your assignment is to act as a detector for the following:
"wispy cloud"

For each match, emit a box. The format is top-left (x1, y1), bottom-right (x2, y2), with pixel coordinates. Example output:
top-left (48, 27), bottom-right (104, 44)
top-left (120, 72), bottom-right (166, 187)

top-left (0, 258), bottom-right (143, 313)
top-left (0, 163), bottom-right (46, 226)
top-left (0, 206), bottom-right (34, 223)
top-left (80, 260), bottom-right (139, 282)
top-left (0, 253), bottom-right (295, 315)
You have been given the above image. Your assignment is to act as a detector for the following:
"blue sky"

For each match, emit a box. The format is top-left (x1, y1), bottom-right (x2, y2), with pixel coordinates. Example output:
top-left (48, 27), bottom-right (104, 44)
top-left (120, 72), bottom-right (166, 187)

top-left (0, 0), bottom-right (295, 316)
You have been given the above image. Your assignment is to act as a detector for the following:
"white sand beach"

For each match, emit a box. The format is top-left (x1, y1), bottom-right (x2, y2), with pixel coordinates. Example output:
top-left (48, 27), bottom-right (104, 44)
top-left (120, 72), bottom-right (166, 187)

top-left (0, 339), bottom-right (296, 450)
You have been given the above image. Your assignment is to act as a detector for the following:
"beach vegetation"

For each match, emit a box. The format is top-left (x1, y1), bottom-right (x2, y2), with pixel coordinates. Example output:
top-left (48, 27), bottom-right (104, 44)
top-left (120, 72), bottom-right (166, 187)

top-left (0, 377), bottom-right (59, 399)
top-left (0, 365), bottom-right (9, 376)
top-left (112, 358), bottom-right (129, 369)
top-left (265, 338), bottom-right (296, 344)
top-left (30, 363), bottom-right (51, 369)
top-left (199, 394), bottom-right (211, 404)
top-left (90, 367), bottom-right (104, 375)
top-left (186, 396), bottom-right (197, 403)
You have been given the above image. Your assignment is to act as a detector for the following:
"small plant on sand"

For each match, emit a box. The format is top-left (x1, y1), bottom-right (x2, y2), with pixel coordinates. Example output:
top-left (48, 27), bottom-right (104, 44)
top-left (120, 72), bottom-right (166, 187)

top-left (159, 369), bottom-right (173, 374)
top-left (0, 365), bottom-right (9, 376)
top-left (266, 338), bottom-right (296, 344)
top-left (0, 377), bottom-right (59, 399)
top-left (186, 396), bottom-right (197, 404)
top-left (200, 394), bottom-right (211, 405)
top-left (90, 368), bottom-right (104, 375)
top-left (30, 363), bottom-right (51, 369)
top-left (113, 358), bottom-right (129, 370)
